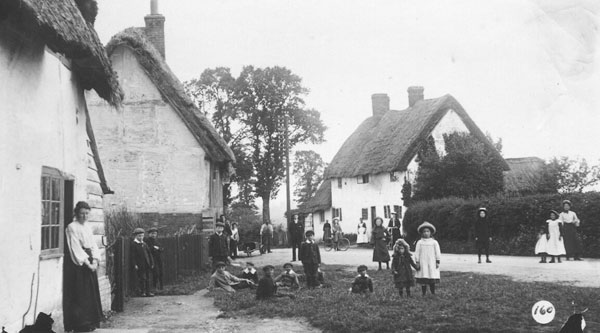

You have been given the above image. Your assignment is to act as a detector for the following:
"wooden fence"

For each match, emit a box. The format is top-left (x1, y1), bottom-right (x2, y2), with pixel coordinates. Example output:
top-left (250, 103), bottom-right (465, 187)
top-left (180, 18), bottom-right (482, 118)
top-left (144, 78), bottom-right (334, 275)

top-left (111, 233), bottom-right (209, 311)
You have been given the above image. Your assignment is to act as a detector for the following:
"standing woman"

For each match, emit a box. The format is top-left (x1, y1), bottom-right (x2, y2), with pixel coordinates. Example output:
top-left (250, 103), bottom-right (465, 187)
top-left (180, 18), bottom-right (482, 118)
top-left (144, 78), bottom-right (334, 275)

top-left (474, 207), bottom-right (492, 264)
top-left (356, 219), bottom-right (369, 245)
top-left (371, 217), bottom-right (390, 270)
top-left (64, 201), bottom-right (102, 332)
top-left (332, 218), bottom-right (343, 251)
top-left (323, 220), bottom-right (332, 241)
top-left (559, 200), bottom-right (583, 261)
top-left (230, 222), bottom-right (239, 259)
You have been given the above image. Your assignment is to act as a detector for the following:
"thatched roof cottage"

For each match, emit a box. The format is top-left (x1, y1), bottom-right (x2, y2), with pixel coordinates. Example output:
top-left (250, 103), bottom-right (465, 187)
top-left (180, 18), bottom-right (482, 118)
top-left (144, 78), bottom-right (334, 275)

top-left (0, 0), bottom-right (122, 330)
top-left (87, 1), bottom-right (235, 234)
top-left (302, 87), bottom-right (508, 238)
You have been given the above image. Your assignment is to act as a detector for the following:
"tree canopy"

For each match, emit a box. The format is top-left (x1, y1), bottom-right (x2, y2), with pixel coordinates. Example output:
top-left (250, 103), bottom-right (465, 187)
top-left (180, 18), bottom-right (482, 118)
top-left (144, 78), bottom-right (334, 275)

top-left (293, 150), bottom-right (326, 206)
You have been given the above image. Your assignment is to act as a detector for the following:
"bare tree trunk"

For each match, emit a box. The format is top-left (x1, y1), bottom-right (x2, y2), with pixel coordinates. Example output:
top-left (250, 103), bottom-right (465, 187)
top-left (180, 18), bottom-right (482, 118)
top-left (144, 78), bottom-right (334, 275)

top-left (262, 194), bottom-right (271, 224)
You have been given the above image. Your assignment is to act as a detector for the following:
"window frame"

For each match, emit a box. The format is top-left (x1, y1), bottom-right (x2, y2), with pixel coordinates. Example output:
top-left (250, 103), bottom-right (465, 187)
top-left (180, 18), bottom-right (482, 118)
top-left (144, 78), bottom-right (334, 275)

top-left (337, 177), bottom-right (343, 189)
top-left (40, 166), bottom-right (65, 258)
top-left (357, 174), bottom-right (369, 184)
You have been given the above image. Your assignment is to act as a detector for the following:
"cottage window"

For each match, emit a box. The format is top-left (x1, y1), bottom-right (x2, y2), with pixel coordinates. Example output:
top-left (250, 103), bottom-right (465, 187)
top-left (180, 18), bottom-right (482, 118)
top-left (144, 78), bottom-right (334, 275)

top-left (333, 208), bottom-right (343, 220)
top-left (390, 172), bottom-right (399, 182)
top-left (337, 178), bottom-right (342, 189)
top-left (41, 167), bottom-right (68, 256)
top-left (357, 175), bottom-right (369, 184)
top-left (361, 208), bottom-right (368, 220)
top-left (319, 210), bottom-right (325, 222)
top-left (394, 205), bottom-right (402, 218)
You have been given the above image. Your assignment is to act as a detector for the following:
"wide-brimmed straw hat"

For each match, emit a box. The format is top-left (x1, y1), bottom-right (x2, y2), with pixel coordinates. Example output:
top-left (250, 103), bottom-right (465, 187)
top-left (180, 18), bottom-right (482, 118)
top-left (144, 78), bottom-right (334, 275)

top-left (477, 207), bottom-right (487, 213)
top-left (562, 200), bottom-right (572, 207)
top-left (417, 221), bottom-right (436, 235)
top-left (550, 210), bottom-right (559, 217)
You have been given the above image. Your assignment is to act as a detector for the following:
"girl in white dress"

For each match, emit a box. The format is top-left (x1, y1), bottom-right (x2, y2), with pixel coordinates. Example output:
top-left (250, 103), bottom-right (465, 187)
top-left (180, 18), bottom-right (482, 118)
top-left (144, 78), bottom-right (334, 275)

top-left (356, 219), bottom-right (369, 244)
top-left (414, 221), bottom-right (441, 296)
top-left (546, 210), bottom-right (566, 263)
top-left (534, 225), bottom-right (548, 263)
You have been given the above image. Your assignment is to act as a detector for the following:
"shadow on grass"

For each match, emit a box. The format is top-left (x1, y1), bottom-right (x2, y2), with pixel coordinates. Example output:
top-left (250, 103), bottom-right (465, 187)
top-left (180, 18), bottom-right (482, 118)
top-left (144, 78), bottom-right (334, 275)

top-left (209, 264), bottom-right (599, 333)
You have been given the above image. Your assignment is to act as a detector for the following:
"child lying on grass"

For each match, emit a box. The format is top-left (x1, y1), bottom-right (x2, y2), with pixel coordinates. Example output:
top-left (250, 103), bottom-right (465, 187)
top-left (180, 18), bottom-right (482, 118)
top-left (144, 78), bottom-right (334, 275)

top-left (208, 261), bottom-right (254, 292)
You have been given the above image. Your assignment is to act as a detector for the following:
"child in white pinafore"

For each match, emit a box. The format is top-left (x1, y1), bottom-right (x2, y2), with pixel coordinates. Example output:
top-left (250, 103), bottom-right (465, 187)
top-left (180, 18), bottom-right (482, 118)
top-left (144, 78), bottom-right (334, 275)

top-left (534, 225), bottom-right (548, 263)
top-left (546, 210), bottom-right (566, 263)
top-left (414, 222), bottom-right (441, 296)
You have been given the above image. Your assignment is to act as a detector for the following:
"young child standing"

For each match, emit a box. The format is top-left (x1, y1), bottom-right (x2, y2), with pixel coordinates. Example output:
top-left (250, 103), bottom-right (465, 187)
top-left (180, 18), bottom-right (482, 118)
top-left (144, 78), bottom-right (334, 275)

top-left (546, 210), bottom-right (566, 263)
top-left (350, 265), bottom-right (373, 295)
top-left (414, 222), bottom-right (441, 296)
top-left (534, 225), bottom-right (548, 263)
top-left (474, 207), bottom-right (492, 264)
top-left (274, 263), bottom-right (300, 290)
top-left (131, 228), bottom-right (154, 297)
top-left (299, 230), bottom-right (321, 288)
top-left (392, 239), bottom-right (417, 297)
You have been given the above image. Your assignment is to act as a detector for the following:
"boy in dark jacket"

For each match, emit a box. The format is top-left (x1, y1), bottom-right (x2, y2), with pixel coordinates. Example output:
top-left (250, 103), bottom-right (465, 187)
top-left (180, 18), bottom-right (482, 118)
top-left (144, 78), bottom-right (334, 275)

top-left (299, 230), bottom-right (321, 288)
top-left (131, 228), bottom-right (154, 297)
top-left (208, 222), bottom-right (230, 271)
top-left (475, 208), bottom-right (492, 264)
top-left (350, 265), bottom-right (373, 295)
top-left (256, 265), bottom-right (278, 300)
top-left (145, 227), bottom-right (164, 290)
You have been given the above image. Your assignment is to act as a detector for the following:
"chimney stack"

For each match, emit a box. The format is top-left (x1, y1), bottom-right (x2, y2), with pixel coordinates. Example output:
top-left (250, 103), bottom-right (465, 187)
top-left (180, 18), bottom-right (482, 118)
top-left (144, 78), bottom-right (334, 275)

top-left (407, 86), bottom-right (424, 107)
top-left (371, 93), bottom-right (390, 117)
top-left (145, 0), bottom-right (166, 59)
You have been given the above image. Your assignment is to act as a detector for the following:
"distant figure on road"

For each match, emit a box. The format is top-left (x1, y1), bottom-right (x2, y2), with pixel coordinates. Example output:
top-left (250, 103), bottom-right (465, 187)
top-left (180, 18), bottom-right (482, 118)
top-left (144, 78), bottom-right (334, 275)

top-left (290, 214), bottom-right (305, 261)
top-left (357, 219), bottom-right (369, 245)
top-left (260, 221), bottom-right (274, 253)
top-left (323, 220), bottom-right (332, 241)
top-left (388, 212), bottom-right (402, 245)
top-left (332, 218), bottom-right (343, 251)
top-left (230, 222), bottom-right (239, 259)
top-left (371, 217), bottom-right (390, 270)
top-left (474, 207), bottom-right (492, 264)
top-left (559, 200), bottom-right (583, 261)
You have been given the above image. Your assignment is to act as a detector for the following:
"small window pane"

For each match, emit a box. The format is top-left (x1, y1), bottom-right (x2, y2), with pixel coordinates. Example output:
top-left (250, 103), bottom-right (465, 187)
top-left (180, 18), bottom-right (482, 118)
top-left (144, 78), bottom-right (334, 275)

top-left (41, 227), bottom-right (49, 250)
top-left (51, 226), bottom-right (59, 248)
top-left (52, 178), bottom-right (61, 200)
top-left (42, 177), bottom-right (51, 200)
top-left (51, 202), bottom-right (60, 225)
top-left (42, 202), bottom-right (50, 225)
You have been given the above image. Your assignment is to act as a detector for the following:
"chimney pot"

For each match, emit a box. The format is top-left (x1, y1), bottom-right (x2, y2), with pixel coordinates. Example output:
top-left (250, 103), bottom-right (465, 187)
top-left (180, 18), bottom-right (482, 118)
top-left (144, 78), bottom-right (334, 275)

top-left (371, 93), bottom-right (390, 117)
top-left (145, 0), bottom-right (166, 59)
top-left (407, 86), bottom-right (424, 107)
top-left (150, 0), bottom-right (158, 15)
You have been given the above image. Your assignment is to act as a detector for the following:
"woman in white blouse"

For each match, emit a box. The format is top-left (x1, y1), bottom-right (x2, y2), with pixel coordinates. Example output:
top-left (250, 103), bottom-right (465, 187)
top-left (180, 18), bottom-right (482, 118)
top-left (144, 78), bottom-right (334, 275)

top-left (559, 200), bottom-right (583, 261)
top-left (63, 201), bottom-right (103, 332)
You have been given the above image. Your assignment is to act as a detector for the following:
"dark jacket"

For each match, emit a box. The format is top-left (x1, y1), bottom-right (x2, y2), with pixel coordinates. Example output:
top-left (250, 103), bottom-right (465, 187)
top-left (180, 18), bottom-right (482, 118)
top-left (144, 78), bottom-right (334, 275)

top-left (392, 253), bottom-right (417, 286)
top-left (351, 275), bottom-right (373, 293)
top-left (474, 217), bottom-right (491, 249)
top-left (256, 276), bottom-right (278, 300)
top-left (144, 237), bottom-right (163, 264)
top-left (299, 241), bottom-right (321, 264)
top-left (208, 232), bottom-right (229, 258)
top-left (131, 240), bottom-right (154, 270)
top-left (240, 270), bottom-right (259, 284)
top-left (290, 221), bottom-right (305, 241)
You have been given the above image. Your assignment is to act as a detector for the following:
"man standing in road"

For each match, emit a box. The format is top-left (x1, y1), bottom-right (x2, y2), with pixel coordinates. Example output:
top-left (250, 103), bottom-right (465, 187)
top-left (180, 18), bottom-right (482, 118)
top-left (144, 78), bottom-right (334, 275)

top-left (290, 214), bottom-right (305, 261)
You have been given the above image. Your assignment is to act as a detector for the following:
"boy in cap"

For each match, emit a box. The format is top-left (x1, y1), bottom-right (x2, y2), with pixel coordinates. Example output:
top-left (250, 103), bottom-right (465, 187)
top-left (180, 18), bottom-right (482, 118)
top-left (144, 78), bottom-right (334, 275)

top-left (299, 230), bottom-right (321, 288)
top-left (256, 265), bottom-right (278, 299)
top-left (131, 228), bottom-right (154, 297)
top-left (208, 261), bottom-right (254, 292)
top-left (145, 226), bottom-right (164, 290)
top-left (274, 263), bottom-right (300, 290)
top-left (209, 222), bottom-right (230, 271)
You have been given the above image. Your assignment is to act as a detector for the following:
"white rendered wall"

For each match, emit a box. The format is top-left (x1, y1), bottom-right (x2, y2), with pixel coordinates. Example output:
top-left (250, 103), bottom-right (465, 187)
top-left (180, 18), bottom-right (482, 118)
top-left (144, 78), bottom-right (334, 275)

top-left (431, 109), bottom-right (469, 156)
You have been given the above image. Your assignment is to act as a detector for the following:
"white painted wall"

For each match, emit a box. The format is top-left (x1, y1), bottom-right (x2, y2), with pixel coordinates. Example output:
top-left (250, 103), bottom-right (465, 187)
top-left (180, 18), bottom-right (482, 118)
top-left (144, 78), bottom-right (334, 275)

top-left (0, 24), bottom-right (109, 332)
top-left (305, 208), bottom-right (333, 241)
top-left (87, 45), bottom-right (211, 214)
top-left (431, 109), bottom-right (469, 156)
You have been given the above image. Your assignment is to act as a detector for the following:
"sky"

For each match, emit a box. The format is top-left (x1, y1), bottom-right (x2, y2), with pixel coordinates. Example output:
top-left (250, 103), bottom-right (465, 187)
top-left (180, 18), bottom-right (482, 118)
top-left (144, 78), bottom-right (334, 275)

top-left (94, 0), bottom-right (600, 223)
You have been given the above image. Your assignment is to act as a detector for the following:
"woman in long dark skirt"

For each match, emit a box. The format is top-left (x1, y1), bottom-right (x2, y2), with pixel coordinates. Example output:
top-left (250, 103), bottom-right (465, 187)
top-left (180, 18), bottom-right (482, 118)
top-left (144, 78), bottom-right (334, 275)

top-left (323, 220), bottom-right (332, 241)
top-left (559, 200), bottom-right (583, 261)
top-left (371, 217), bottom-right (390, 270)
top-left (64, 201), bottom-right (103, 332)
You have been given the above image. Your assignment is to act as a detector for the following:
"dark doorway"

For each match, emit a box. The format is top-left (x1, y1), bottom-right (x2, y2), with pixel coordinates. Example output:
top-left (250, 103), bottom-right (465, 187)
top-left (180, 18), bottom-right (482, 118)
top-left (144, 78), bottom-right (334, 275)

top-left (371, 206), bottom-right (376, 228)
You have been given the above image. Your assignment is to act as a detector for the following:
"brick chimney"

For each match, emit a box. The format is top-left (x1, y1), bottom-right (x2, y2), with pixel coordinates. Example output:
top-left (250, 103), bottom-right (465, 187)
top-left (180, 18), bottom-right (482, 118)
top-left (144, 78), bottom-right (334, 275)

top-left (144, 0), bottom-right (166, 59)
top-left (371, 94), bottom-right (390, 117)
top-left (407, 86), bottom-right (424, 107)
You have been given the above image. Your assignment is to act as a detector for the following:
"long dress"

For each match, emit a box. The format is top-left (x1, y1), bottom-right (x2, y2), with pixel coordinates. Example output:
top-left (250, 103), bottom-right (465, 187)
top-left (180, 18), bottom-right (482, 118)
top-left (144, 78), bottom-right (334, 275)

top-left (474, 217), bottom-right (491, 250)
top-left (323, 222), bottom-right (332, 240)
top-left (392, 253), bottom-right (417, 288)
top-left (371, 226), bottom-right (390, 262)
top-left (414, 238), bottom-right (441, 285)
top-left (357, 222), bottom-right (369, 244)
top-left (534, 232), bottom-right (548, 255)
top-left (64, 221), bottom-right (103, 331)
top-left (559, 211), bottom-right (582, 257)
top-left (546, 219), bottom-right (566, 256)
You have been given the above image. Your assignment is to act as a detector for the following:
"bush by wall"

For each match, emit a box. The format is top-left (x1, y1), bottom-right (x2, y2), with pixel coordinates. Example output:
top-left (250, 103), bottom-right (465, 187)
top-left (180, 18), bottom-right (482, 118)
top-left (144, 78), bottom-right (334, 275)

top-left (403, 192), bottom-right (600, 258)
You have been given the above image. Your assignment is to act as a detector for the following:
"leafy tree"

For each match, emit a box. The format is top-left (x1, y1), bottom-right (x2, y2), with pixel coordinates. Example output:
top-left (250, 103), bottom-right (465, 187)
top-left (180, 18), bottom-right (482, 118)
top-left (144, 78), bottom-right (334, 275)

top-left (293, 150), bottom-right (326, 206)
top-left (413, 132), bottom-right (505, 201)
top-left (546, 157), bottom-right (600, 193)
top-left (228, 202), bottom-right (262, 242)
top-left (185, 66), bottom-right (326, 224)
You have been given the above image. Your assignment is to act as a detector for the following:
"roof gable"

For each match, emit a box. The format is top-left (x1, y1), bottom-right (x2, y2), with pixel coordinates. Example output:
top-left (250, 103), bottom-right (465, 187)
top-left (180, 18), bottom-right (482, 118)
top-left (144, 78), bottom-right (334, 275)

top-left (324, 94), bottom-right (508, 179)
top-left (106, 28), bottom-right (235, 163)
top-left (299, 180), bottom-right (332, 213)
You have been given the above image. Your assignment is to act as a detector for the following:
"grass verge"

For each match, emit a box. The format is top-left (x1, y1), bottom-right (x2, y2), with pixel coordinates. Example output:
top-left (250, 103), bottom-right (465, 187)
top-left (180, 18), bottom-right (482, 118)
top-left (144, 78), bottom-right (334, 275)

top-left (210, 264), bottom-right (599, 332)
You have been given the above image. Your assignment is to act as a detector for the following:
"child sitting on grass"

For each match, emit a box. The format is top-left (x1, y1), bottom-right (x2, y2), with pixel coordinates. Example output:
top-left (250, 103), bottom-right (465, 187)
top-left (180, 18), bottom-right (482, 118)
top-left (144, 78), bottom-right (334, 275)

top-left (392, 239), bottom-right (418, 297)
top-left (239, 262), bottom-right (259, 284)
top-left (257, 265), bottom-right (295, 300)
top-left (350, 265), bottom-right (373, 295)
top-left (208, 261), bottom-right (254, 293)
top-left (414, 222), bottom-right (441, 296)
top-left (274, 263), bottom-right (300, 290)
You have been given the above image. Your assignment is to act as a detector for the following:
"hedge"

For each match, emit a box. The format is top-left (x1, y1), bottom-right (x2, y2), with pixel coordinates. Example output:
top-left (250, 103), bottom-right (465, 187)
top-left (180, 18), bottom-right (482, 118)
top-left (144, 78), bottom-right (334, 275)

top-left (403, 192), bottom-right (600, 258)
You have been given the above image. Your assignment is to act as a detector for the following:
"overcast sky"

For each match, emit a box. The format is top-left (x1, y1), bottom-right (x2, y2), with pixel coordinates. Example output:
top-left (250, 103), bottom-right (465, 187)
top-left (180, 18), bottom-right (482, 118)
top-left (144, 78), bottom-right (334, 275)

top-left (94, 0), bottom-right (600, 221)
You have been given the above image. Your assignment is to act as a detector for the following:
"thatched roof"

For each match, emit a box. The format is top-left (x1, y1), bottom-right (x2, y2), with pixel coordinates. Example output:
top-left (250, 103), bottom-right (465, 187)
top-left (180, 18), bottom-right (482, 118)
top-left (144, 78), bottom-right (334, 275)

top-left (504, 157), bottom-right (546, 195)
top-left (324, 95), bottom-right (509, 179)
top-left (105, 28), bottom-right (235, 163)
top-left (1, 0), bottom-right (123, 106)
top-left (298, 180), bottom-right (332, 213)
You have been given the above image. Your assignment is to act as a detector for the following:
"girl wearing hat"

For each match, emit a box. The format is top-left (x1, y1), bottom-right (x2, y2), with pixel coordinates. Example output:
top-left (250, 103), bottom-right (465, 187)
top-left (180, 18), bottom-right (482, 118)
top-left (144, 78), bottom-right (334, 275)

top-left (558, 200), bottom-right (582, 261)
top-left (371, 217), bottom-right (391, 270)
top-left (546, 210), bottom-right (566, 263)
top-left (474, 208), bottom-right (492, 264)
top-left (414, 222), bottom-right (441, 296)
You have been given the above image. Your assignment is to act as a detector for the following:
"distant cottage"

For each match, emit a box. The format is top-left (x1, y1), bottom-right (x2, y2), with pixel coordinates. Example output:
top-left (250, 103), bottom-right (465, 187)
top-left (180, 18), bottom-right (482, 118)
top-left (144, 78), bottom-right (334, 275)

top-left (0, 0), bottom-right (122, 331)
top-left (301, 87), bottom-right (508, 239)
top-left (87, 1), bottom-right (235, 233)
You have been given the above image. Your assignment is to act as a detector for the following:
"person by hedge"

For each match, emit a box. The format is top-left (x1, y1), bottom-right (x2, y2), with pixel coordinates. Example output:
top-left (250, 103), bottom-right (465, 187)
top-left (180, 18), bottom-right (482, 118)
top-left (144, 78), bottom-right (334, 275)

top-left (414, 222), bottom-right (441, 296)
top-left (474, 207), bottom-right (492, 264)
top-left (371, 217), bottom-right (390, 270)
top-left (559, 200), bottom-right (583, 261)
top-left (546, 210), bottom-right (566, 263)
top-left (534, 225), bottom-right (548, 263)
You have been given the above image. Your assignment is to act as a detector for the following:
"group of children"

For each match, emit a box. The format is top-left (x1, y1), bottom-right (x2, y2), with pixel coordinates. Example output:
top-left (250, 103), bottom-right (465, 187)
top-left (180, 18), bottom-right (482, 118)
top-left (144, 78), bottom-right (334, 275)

top-left (131, 227), bottom-right (164, 297)
top-left (535, 200), bottom-right (583, 263)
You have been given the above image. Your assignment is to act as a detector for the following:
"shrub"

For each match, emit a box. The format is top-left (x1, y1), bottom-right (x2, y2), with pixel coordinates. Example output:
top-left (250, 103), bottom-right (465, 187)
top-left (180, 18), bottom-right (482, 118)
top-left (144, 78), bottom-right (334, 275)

top-left (403, 192), bottom-right (600, 257)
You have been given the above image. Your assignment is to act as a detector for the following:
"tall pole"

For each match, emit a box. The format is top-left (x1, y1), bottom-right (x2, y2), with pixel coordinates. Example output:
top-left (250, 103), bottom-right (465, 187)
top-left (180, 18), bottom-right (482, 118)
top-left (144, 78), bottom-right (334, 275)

top-left (284, 111), bottom-right (292, 248)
